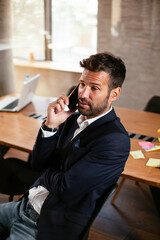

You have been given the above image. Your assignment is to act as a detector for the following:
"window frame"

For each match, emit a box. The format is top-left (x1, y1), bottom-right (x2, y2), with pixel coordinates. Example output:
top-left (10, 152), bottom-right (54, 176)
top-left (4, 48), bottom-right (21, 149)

top-left (44, 0), bottom-right (52, 60)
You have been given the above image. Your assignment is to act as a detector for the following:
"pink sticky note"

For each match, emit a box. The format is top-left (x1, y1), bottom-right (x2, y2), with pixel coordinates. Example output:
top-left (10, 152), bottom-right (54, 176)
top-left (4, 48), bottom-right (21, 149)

top-left (139, 142), bottom-right (155, 151)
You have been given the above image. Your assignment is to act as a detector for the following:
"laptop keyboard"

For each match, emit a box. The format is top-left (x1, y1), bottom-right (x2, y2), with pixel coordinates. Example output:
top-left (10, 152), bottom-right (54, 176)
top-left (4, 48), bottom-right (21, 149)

top-left (3, 99), bottom-right (19, 109)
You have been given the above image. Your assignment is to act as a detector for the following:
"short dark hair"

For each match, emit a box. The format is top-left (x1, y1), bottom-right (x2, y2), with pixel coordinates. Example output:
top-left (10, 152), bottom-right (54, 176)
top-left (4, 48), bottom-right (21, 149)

top-left (80, 52), bottom-right (126, 90)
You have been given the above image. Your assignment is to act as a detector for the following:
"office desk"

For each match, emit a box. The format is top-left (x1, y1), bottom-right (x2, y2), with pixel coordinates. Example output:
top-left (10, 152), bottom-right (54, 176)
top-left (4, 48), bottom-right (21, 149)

top-left (115, 107), bottom-right (160, 138)
top-left (0, 96), bottom-right (160, 184)
top-left (0, 99), bottom-right (159, 152)
top-left (122, 138), bottom-right (160, 188)
top-left (1, 98), bottom-right (159, 210)
top-left (114, 107), bottom-right (160, 188)
top-left (0, 96), bottom-right (51, 153)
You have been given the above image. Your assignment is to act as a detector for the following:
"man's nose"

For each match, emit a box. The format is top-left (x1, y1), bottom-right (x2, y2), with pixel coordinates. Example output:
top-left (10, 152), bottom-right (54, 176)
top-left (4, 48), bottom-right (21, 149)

top-left (80, 86), bottom-right (90, 99)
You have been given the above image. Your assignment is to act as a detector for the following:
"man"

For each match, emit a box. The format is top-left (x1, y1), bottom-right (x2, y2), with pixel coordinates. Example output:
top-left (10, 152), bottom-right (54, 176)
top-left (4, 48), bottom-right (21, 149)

top-left (0, 52), bottom-right (130, 240)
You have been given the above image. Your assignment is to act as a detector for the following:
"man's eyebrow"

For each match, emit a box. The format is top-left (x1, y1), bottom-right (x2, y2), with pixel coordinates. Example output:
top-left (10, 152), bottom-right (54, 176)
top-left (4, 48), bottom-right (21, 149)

top-left (79, 80), bottom-right (101, 87)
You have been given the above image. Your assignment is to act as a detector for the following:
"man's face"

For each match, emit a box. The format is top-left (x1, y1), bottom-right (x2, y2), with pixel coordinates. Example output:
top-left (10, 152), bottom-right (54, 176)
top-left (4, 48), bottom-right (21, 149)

top-left (78, 69), bottom-right (113, 119)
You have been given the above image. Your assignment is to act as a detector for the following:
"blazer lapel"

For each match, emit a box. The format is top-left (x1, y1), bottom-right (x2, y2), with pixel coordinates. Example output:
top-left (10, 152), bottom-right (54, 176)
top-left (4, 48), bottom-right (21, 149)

top-left (67, 108), bottom-right (118, 148)
top-left (63, 120), bottom-right (79, 146)
top-left (59, 108), bottom-right (118, 170)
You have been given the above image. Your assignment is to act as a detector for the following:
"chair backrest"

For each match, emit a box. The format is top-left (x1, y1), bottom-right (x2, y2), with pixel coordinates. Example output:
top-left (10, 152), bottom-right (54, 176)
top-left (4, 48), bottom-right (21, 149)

top-left (129, 96), bottom-right (160, 141)
top-left (0, 154), bottom-right (41, 201)
top-left (80, 183), bottom-right (118, 240)
top-left (144, 96), bottom-right (160, 114)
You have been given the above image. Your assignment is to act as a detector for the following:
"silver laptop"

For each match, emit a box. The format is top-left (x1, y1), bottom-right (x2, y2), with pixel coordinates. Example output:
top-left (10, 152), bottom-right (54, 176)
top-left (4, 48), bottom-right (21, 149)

top-left (0, 74), bottom-right (40, 112)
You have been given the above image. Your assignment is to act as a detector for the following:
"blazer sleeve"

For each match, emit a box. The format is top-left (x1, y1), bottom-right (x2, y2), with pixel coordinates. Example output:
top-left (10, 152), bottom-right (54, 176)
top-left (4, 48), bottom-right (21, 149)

top-left (30, 114), bottom-right (77, 171)
top-left (37, 131), bottom-right (130, 203)
top-left (30, 128), bottom-right (60, 171)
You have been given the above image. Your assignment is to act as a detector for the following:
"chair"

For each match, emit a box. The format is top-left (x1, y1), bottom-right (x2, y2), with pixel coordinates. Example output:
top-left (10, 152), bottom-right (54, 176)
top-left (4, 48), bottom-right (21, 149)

top-left (80, 183), bottom-right (117, 240)
top-left (144, 96), bottom-right (160, 114)
top-left (111, 96), bottom-right (160, 205)
top-left (0, 151), bottom-right (41, 201)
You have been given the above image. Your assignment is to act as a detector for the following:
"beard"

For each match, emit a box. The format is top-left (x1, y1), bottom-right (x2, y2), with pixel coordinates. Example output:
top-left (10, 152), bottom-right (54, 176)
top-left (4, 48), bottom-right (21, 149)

top-left (78, 94), bottom-right (110, 117)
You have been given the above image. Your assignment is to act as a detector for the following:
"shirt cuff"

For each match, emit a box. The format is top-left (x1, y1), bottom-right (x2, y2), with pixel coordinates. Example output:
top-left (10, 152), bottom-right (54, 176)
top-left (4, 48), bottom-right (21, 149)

top-left (41, 127), bottom-right (57, 138)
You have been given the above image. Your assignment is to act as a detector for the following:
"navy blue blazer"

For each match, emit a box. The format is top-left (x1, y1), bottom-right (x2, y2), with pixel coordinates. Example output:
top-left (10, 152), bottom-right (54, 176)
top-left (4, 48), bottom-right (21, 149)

top-left (30, 108), bottom-right (130, 240)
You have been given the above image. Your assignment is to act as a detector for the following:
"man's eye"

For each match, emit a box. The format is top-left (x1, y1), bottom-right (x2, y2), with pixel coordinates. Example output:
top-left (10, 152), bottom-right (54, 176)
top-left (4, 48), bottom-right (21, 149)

top-left (92, 86), bottom-right (99, 91)
top-left (80, 83), bottom-right (85, 87)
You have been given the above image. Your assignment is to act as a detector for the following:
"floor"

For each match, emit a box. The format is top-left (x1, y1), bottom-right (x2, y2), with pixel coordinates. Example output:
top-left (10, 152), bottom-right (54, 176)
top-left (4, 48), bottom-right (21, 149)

top-left (88, 178), bottom-right (160, 240)
top-left (0, 178), bottom-right (160, 240)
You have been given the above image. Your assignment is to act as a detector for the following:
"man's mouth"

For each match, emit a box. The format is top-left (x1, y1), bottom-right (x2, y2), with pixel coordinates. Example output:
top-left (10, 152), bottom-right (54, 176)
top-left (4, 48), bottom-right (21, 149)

top-left (78, 99), bottom-right (89, 107)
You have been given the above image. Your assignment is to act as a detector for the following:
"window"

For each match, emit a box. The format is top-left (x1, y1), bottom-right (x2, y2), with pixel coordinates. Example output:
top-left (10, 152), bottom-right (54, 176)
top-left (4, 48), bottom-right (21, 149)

top-left (11, 0), bottom-right (45, 60)
top-left (11, 0), bottom-right (97, 65)
top-left (51, 0), bottom-right (97, 65)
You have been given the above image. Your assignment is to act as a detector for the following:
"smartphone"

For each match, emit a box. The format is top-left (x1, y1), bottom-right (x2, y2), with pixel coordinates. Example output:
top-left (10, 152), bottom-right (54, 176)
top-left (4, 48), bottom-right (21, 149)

top-left (68, 84), bottom-right (79, 111)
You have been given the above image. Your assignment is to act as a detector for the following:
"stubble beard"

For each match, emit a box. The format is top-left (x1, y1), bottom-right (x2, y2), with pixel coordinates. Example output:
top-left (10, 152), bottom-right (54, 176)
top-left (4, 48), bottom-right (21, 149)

top-left (78, 94), bottom-right (110, 117)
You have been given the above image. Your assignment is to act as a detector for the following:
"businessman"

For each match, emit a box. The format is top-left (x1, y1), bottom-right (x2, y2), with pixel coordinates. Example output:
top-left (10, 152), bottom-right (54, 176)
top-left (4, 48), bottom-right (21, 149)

top-left (0, 52), bottom-right (130, 240)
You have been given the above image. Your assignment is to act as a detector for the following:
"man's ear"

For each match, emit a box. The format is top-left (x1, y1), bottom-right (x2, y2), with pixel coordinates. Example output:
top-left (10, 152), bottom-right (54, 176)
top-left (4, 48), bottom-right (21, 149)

top-left (110, 87), bottom-right (121, 102)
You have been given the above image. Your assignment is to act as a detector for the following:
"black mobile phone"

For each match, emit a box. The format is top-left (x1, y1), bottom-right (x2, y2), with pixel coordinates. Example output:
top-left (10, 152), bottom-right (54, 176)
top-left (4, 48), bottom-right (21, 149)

top-left (68, 84), bottom-right (79, 111)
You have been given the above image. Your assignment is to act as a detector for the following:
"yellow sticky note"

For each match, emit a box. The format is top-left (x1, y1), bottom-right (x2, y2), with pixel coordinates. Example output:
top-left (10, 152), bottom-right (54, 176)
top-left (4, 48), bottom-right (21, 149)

top-left (130, 150), bottom-right (145, 159)
top-left (158, 138), bottom-right (160, 142)
top-left (146, 158), bottom-right (160, 168)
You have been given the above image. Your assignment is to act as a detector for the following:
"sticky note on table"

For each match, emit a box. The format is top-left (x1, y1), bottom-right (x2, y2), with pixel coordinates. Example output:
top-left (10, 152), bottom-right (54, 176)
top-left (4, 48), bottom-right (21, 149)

top-left (130, 150), bottom-right (145, 159)
top-left (139, 141), bottom-right (160, 152)
top-left (146, 145), bottom-right (160, 152)
top-left (139, 141), bottom-right (154, 151)
top-left (146, 158), bottom-right (160, 168)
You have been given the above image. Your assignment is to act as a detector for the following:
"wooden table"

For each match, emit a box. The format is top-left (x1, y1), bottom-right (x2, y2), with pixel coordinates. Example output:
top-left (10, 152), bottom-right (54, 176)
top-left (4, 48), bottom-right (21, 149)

top-left (0, 96), bottom-right (160, 185)
top-left (115, 107), bottom-right (160, 138)
top-left (0, 96), bottom-right (51, 153)
top-left (115, 107), bottom-right (160, 187)
top-left (111, 108), bottom-right (160, 205)
top-left (123, 138), bottom-right (160, 188)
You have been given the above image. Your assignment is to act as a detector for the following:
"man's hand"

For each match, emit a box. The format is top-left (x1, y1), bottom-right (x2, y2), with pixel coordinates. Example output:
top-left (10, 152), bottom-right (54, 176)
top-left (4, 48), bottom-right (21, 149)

top-left (45, 94), bottom-right (75, 128)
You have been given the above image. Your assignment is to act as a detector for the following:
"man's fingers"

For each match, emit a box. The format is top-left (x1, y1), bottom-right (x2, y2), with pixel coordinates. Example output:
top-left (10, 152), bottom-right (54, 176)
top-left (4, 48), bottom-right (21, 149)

top-left (57, 98), bottom-right (65, 108)
top-left (54, 95), bottom-right (68, 113)
top-left (46, 94), bottom-right (72, 128)
top-left (57, 94), bottom-right (69, 106)
top-left (50, 94), bottom-right (68, 114)
top-left (55, 101), bottom-right (62, 113)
